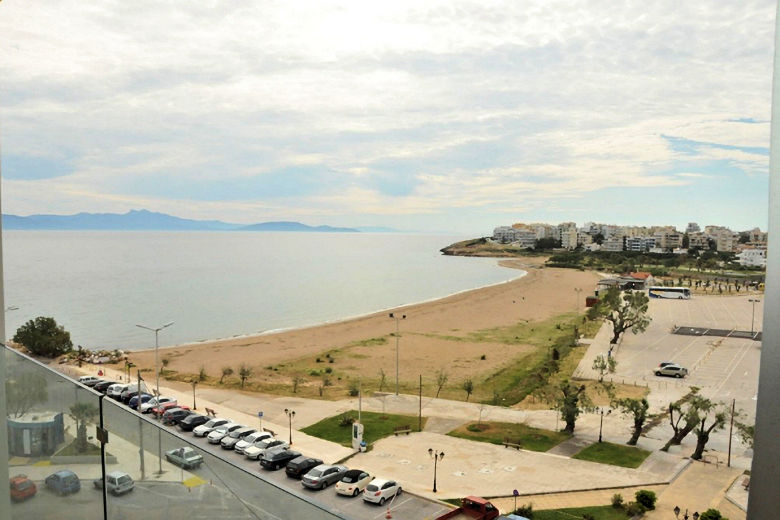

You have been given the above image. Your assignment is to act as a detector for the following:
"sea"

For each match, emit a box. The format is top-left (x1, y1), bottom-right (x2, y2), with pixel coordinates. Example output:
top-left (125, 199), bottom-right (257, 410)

top-left (3, 231), bottom-right (523, 350)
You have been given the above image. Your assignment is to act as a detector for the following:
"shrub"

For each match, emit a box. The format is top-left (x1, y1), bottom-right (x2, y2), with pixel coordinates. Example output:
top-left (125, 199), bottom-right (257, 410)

top-left (329, 358), bottom-right (335, 363)
top-left (582, 514), bottom-right (595, 520)
top-left (316, 357), bottom-right (322, 363)
top-left (309, 369), bottom-right (320, 376)
top-left (480, 354), bottom-right (486, 360)
top-left (13, 317), bottom-right (73, 357)
top-left (611, 493), bottom-right (624, 509)
top-left (635, 490), bottom-right (657, 510)
top-left (699, 509), bottom-right (726, 520)
top-left (514, 504), bottom-right (533, 518)
top-left (325, 367), bottom-right (333, 374)
top-left (348, 381), bottom-right (359, 397)
top-left (625, 501), bottom-right (646, 516)
top-left (338, 413), bottom-right (355, 427)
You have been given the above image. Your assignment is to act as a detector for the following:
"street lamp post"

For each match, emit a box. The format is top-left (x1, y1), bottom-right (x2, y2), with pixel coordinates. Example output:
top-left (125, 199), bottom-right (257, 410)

top-left (598, 407), bottom-right (611, 443)
top-left (191, 381), bottom-right (197, 410)
top-left (136, 321), bottom-right (174, 396)
top-left (284, 408), bottom-right (295, 445)
top-left (389, 313), bottom-right (406, 396)
top-left (428, 448), bottom-right (444, 493)
top-left (749, 298), bottom-right (761, 335)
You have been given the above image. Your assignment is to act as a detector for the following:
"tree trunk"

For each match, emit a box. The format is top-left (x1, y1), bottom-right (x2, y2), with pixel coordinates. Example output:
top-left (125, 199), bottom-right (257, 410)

top-left (628, 423), bottom-right (642, 445)
top-left (610, 328), bottom-right (621, 345)
top-left (691, 431), bottom-right (709, 460)
top-left (661, 421), bottom-right (695, 451)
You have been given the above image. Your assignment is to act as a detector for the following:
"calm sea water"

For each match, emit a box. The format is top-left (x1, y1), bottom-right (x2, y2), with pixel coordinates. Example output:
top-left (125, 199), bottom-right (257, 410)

top-left (3, 231), bottom-right (522, 350)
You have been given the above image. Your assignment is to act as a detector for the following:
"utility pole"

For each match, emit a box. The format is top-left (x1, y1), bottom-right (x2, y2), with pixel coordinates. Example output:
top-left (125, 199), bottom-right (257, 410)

top-left (419, 374), bottom-right (422, 431)
top-left (137, 370), bottom-right (145, 480)
top-left (728, 398), bottom-right (735, 467)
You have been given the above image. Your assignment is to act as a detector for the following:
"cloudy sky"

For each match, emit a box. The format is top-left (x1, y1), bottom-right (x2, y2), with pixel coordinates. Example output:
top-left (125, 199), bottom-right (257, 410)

top-left (0, 1), bottom-right (774, 234)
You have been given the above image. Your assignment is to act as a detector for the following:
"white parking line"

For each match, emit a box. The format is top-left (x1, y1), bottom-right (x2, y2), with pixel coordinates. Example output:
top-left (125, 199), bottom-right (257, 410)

top-left (711, 341), bottom-right (753, 397)
top-left (372, 496), bottom-right (412, 518)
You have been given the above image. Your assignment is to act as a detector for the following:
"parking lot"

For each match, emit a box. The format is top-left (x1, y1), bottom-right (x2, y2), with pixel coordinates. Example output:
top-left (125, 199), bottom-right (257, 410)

top-left (607, 294), bottom-right (762, 421)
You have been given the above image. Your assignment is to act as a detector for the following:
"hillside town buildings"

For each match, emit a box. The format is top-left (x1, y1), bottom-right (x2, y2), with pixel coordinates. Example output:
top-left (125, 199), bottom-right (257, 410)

top-left (491, 221), bottom-right (768, 265)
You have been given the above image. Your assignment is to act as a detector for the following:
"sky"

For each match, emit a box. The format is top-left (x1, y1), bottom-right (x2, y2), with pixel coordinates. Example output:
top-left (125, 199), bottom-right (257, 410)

top-left (0, 1), bottom-right (774, 235)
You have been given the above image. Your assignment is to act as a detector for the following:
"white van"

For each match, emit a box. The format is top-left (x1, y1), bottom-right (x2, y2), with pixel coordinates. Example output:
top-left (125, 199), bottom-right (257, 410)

top-left (77, 375), bottom-right (101, 386)
top-left (107, 384), bottom-right (129, 400)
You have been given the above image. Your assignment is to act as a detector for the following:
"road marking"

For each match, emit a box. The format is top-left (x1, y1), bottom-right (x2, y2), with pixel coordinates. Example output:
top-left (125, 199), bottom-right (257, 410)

top-left (712, 341), bottom-right (753, 397)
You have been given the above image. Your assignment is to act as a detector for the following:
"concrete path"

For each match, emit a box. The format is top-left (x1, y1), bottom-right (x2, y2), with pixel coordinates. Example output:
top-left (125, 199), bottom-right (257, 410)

top-left (423, 416), bottom-right (465, 434)
top-left (546, 436), bottom-right (591, 457)
top-left (643, 458), bottom-right (744, 520)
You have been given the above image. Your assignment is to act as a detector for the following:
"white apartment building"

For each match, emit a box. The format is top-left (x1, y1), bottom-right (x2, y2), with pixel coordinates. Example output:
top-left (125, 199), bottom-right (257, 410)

top-left (625, 236), bottom-right (655, 252)
top-left (602, 237), bottom-right (624, 252)
top-left (736, 248), bottom-right (767, 268)
top-left (653, 230), bottom-right (683, 251)
top-left (686, 222), bottom-right (701, 233)
top-left (688, 232), bottom-right (709, 249)
top-left (715, 229), bottom-right (738, 252)
top-left (492, 226), bottom-right (536, 247)
top-left (561, 229), bottom-right (578, 250)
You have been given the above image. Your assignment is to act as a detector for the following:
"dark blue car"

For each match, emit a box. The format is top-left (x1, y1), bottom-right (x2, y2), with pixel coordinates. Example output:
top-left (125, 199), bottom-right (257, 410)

top-left (45, 470), bottom-right (81, 495)
top-left (128, 393), bottom-right (154, 410)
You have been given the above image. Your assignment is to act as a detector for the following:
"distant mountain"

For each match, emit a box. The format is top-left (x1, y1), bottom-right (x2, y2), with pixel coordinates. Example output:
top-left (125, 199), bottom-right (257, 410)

top-left (355, 226), bottom-right (401, 233)
top-left (238, 221), bottom-right (358, 233)
top-left (1, 210), bottom-right (375, 233)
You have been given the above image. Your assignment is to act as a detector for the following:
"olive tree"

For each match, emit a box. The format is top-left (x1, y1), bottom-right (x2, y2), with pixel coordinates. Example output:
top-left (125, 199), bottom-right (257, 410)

top-left (587, 287), bottom-right (651, 345)
top-left (612, 397), bottom-right (649, 445)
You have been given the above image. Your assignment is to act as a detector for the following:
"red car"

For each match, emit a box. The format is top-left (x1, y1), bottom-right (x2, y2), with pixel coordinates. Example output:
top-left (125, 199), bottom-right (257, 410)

top-left (10, 475), bottom-right (37, 502)
top-left (152, 401), bottom-right (183, 416)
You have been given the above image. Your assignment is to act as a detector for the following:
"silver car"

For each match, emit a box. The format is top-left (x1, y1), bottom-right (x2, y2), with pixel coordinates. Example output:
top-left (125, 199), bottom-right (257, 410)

top-left (654, 364), bottom-right (689, 378)
top-left (93, 471), bottom-right (134, 495)
top-left (301, 464), bottom-right (348, 490)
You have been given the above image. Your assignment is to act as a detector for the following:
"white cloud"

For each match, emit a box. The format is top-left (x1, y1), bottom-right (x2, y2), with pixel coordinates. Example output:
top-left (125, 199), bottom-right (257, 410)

top-left (0, 0), bottom-right (774, 231)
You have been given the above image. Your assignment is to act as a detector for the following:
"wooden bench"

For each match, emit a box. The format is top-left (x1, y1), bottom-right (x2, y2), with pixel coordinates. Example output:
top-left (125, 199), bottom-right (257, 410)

top-left (204, 407), bottom-right (217, 417)
top-left (503, 438), bottom-right (522, 450)
top-left (393, 425), bottom-right (412, 436)
top-left (742, 477), bottom-right (750, 490)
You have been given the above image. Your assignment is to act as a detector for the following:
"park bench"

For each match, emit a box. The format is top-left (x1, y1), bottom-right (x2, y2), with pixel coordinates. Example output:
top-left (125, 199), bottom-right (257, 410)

top-left (503, 438), bottom-right (522, 450)
top-left (204, 407), bottom-right (217, 417)
top-left (393, 425), bottom-right (412, 436)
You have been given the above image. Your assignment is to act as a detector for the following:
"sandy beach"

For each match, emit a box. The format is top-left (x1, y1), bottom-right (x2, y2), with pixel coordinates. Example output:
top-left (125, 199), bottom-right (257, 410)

top-left (127, 258), bottom-right (600, 394)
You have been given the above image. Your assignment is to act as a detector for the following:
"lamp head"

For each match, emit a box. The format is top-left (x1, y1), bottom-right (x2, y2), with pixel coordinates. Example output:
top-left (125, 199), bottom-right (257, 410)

top-left (428, 448), bottom-right (433, 457)
top-left (692, 513), bottom-right (699, 520)
top-left (439, 452), bottom-right (444, 460)
top-left (674, 506), bottom-right (680, 516)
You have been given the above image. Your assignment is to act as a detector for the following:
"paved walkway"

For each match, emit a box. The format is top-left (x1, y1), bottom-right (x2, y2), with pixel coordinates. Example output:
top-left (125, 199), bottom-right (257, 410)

top-left (490, 485), bottom-right (667, 514)
top-left (643, 457), bottom-right (745, 520)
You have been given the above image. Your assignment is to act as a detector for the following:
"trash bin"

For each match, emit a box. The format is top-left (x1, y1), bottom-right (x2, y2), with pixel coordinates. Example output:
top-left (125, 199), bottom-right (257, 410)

top-left (359, 441), bottom-right (367, 452)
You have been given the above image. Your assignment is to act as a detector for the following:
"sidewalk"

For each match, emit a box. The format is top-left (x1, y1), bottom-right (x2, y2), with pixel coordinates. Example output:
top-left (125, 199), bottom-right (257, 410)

top-left (643, 457), bottom-right (745, 520)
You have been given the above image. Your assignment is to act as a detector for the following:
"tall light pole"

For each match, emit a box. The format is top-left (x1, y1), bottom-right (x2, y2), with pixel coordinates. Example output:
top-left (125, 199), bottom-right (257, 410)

top-left (749, 298), bottom-right (761, 335)
top-left (284, 408), bottom-right (295, 445)
top-left (389, 312), bottom-right (406, 395)
top-left (136, 321), bottom-right (174, 396)
top-left (191, 381), bottom-right (198, 410)
top-left (428, 448), bottom-right (444, 493)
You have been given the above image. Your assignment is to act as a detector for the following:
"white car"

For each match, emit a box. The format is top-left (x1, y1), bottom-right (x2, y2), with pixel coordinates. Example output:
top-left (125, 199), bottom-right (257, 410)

top-left (192, 418), bottom-right (230, 437)
top-left (235, 431), bottom-right (273, 454)
top-left (140, 397), bottom-right (175, 414)
top-left (362, 478), bottom-right (401, 506)
top-left (335, 469), bottom-right (373, 497)
top-left (107, 384), bottom-right (129, 400)
top-left (207, 424), bottom-right (242, 444)
top-left (244, 438), bottom-right (288, 460)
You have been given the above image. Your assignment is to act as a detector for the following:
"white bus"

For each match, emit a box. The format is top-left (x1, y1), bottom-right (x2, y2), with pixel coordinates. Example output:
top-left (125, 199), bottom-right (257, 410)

top-left (648, 286), bottom-right (691, 299)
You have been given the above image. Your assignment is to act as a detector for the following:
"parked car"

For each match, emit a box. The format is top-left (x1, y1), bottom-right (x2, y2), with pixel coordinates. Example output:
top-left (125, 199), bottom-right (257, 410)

top-left (301, 464), bottom-right (348, 490)
top-left (77, 375), bottom-right (101, 386)
top-left (45, 470), bottom-right (81, 496)
top-left (120, 384), bottom-right (149, 404)
top-left (434, 496), bottom-right (500, 520)
top-left (93, 471), bottom-right (134, 496)
top-left (658, 361), bottom-right (675, 368)
top-left (285, 456), bottom-right (323, 479)
top-left (161, 407), bottom-right (193, 426)
top-left (207, 424), bottom-right (242, 444)
top-left (335, 469), bottom-right (373, 497)
top-left (93, 380), bottom-right (117, 393)
top-left (165, 447), bottom-right (203, 470)
top-left (9, 475), bottom-right (37, 502)
top-left (260, 448), bottom-right (301, 470)
top-left (140, 397), bottom-right (176, 414)
top-left (107, 384), bottom-right (130, 400)
top-left (244, 438), bottom-right (288, 460)
top-left (235, 431), bottom-right (273, 454)
top-left (128, 393), bottom-right (154, 410)
top-left (655, 364), bottom-right (689, 378)
top-left (179, 413), bottom-right (210, 432)
top-left (192, 417), bottom-right (230, 437)
top-left (152, 401), bottom-right (182, 417)
top-left (220, 427), bottom-right (258, 449)
top-left (362, 478), bottom-right (401, 505)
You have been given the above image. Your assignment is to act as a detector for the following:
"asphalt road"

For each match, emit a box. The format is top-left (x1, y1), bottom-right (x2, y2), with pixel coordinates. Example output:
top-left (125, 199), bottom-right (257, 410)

top-left (100, 398), bottom-right (450, 520)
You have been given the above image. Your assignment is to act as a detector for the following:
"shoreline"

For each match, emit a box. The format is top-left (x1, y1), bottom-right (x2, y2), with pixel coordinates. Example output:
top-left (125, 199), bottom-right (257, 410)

top-left (126, 258), bottom-right (603, 385)
top-left (134, 258), bottom-right (531, 354)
